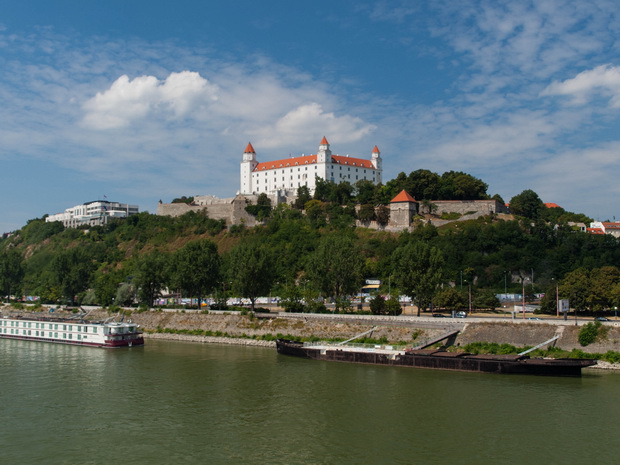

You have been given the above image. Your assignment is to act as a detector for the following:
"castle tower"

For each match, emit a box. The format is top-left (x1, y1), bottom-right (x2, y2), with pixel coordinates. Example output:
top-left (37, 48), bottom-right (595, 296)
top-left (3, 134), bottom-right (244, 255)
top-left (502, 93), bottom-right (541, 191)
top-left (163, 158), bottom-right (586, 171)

top-left (240, 142), bottom-right (258, 195)
top-left (371, 145), bottom-right (382, 184)
top-left (316, 136), bottom-right (332, 163)
top-left (389, 190), bottom-right (418, 227)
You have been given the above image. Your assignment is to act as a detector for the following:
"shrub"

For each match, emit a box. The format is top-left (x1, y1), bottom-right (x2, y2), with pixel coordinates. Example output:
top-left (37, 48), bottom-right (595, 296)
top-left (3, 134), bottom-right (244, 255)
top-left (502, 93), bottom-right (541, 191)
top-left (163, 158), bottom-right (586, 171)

top-left (578, 321), bottom-right (601, 346)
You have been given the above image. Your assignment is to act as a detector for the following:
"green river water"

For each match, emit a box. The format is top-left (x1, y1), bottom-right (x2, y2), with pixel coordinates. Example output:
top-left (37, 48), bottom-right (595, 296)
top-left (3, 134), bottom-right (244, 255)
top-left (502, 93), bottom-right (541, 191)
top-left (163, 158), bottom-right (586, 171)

top-left (0, 338), bottom-right (617, 465)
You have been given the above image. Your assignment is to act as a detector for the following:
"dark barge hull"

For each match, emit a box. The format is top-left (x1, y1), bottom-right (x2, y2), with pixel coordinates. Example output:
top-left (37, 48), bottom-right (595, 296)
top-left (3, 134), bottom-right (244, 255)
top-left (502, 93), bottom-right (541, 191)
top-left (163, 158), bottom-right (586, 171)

top-left (276, 339), bottom-right (597, 377)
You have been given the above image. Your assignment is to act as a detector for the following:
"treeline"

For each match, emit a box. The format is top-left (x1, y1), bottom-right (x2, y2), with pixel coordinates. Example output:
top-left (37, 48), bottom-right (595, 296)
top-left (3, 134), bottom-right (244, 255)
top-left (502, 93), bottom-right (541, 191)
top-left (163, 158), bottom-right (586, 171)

top-left (0, 200), bottom-right (617, 314)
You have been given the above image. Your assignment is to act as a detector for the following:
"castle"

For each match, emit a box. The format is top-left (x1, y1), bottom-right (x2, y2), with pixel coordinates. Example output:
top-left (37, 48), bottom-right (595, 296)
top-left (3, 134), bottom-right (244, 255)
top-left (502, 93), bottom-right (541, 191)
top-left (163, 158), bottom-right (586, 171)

top-left (157, 137), bottom-right (507, 229)
top-left (240, 137), bottom-right (382, 196)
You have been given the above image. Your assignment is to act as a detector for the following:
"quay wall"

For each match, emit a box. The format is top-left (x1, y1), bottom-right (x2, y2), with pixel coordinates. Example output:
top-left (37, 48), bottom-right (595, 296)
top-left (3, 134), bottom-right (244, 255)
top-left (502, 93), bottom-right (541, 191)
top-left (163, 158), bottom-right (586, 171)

top-left (5, 306), bottom-right (620, 354)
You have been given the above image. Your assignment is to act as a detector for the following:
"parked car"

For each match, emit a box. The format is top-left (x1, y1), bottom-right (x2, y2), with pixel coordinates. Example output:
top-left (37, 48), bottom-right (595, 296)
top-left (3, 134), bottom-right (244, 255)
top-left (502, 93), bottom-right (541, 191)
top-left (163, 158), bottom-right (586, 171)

top-left (528, 317), bottom-right (542, 320)
top-left (455, 311), bottom-right (467, 318)
top-left (595, 317), bottom-right (610, 322)
top-left (432, 313), bottom-right (448, 318)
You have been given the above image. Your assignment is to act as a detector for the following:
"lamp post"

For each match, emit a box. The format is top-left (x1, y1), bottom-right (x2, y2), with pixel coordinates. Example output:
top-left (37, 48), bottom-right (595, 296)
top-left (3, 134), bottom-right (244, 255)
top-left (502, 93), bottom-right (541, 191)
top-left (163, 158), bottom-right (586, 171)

top-left (468, 282), bottom-right (472, 314)
top-left (504, 271), bottom-right (508, 298)
top-left (522, 277), bottom-right (529, 319)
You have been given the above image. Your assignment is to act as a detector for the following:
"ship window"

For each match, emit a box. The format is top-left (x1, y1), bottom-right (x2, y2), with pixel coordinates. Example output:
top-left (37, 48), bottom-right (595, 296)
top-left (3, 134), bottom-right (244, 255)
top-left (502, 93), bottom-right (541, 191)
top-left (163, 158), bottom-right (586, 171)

top-left (69, 334), bottom-right (72, 339)
top-left (69, 325), bottom-right (72, 331)
top-left (93, 327), bottom-right (97, 334)
top-left (63, 333), bottom-right (66, 339)
top-left (78, 334), bottom-right (81, 340)
top-left (49, 332), bottom-right (53, 337)
top-left (63, 325), bottom-right (67, 331)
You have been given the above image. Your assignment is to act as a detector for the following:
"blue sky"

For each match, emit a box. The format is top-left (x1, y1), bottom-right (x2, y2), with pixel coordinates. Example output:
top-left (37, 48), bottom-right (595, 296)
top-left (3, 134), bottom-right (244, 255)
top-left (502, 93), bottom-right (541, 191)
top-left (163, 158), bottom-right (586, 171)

top-left (2, 0), bottom-right (620, 233)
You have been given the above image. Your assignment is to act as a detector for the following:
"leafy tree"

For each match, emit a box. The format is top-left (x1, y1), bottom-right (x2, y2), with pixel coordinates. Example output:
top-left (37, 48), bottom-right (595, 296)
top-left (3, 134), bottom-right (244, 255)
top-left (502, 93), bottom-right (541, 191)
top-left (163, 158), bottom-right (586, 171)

top-left (51, 247), bottom-right (97, 305)
top-left (472, 289), bottom-right (500, 310)
top-left (385, 296), bottom-right (403, 315)
top-left (115, 283), bottom-right (136, 306)
top-left (305, 234), bottom-right (364, 312)
top-left (434, 287), bottom-right (467, 312)
top-left (293, 186), bottom-right (312, 210)
top-left (245, 193), bottom-right (272, 221)
top-left (559, 268), bottom-right (590, 312)
top-left (358, 204), bottom-right (376, 224)
top-left (369, 295), bottom-right (386, 315)
top-left (376, 205), bottom-right (390, 227)
top-left (0, 249), bottom-right (24, 301)
top-left (509, 189), bottom-right (544, 219)
top-left (93, 269), bottom-right (125, 306)
top-left (439, 171), bottom-right (488, 200)
top-left (392, 241), bottom-right (445, 316)
top-left (171, 196), bottom-right (195, 204)
top-left (133, 251), bottom-right (170, 307)
top-left (226, 241), bottom-right (275, 311)
top-left (305, 200), bottom-right (327, 227)
top-left (354, 179), bottom-right (377, 205)
top-left (169, 239), bottom-right (221, 309)
top-left (408, 169), bottom-right (441, 200)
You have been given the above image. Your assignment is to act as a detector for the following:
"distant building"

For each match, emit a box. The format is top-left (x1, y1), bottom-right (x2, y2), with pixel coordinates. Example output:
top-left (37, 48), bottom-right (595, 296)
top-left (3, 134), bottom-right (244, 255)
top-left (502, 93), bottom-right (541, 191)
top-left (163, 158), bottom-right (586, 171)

top-left (589, 221), bottom-right (620, 238)
top-left (46, 200), bottom-right (139, 228)
top-left (240, 137), bottom-right (382, 196)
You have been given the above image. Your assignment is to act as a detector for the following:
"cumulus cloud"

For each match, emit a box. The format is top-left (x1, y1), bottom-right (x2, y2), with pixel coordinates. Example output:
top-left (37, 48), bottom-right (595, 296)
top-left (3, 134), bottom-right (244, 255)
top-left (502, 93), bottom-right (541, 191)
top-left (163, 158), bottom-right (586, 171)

top-left (541, 64), bottom-right (620, 107)
top-left (82, 71), bottom-right (219, 129)
top-left (250, 103), bottom-right (375, 148)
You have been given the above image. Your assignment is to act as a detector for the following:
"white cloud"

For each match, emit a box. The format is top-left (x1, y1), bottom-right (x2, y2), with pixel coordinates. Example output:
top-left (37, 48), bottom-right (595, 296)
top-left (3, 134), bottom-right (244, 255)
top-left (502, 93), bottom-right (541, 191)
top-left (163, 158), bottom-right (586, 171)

top-left (82, 71), bottom-right (219, 129)
top-left (541, 64), bottom-right (620, 107)
top-left (250, 103), bottom-right (376, 148)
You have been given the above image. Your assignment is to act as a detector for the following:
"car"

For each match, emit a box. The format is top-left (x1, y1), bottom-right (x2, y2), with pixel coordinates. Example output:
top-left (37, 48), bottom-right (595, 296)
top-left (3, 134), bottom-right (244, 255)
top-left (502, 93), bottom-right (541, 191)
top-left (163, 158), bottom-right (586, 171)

top-left (455, 311), bottom-right (467, 318)
top-left (528, 317), bottom-right (542, 320)
top-left (595, 317), bottom-right (610, 322)
top-left (432, 313), bottom-right (448, 318)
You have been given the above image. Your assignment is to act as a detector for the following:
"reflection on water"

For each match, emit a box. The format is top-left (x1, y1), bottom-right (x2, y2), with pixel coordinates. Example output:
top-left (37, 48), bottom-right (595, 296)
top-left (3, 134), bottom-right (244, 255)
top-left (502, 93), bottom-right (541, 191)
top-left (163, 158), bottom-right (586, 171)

top-left (0, 338), bottom-right (616, 464)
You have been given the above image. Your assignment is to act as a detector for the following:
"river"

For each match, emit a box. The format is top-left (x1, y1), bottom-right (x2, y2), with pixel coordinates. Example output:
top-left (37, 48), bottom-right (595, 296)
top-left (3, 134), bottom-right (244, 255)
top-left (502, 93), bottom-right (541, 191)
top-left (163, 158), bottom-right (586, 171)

top-left (1, 338), bottom-right (617, 464)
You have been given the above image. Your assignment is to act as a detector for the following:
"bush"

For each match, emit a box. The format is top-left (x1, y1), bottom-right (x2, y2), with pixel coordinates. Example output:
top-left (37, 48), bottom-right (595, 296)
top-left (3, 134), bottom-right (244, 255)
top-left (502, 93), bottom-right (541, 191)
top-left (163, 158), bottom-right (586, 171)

top-left (578, 321), bottom-right (601, 346)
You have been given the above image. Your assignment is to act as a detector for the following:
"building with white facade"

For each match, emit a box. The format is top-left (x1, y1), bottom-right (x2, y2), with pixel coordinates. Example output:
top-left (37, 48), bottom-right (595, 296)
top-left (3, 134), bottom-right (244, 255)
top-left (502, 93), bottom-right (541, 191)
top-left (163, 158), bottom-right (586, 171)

top-left (239, 137), bottom-right (383, 196)
top-left (46, 200), bottom-right (139, 228)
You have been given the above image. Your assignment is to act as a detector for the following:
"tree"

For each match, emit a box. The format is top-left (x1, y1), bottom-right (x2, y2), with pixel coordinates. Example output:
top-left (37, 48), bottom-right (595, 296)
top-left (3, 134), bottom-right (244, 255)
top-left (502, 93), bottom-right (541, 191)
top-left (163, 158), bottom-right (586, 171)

top-left (369, 295), bottom-right (386, 315)
top-left (509, 189), bottom-right (544, 219)
top-left (51, 247), bottom-right (96, 305)
top-left (358, 204), bottom-right (376, 224)
top-left (392, 241), bottom-right (445, 316)
top-left (376, 205), bottom-right (390, 227)
top-left (133, 251), bottom-right (170, 307)
top-left (169, 239), bottom-right (221, 309)
top-left (293, 186), bottom-right (312, 210)
top-left (226, 241), bottom-right (275, 311)
top-left (0, 249), bottom-right (24, 301)
top-left (305, 235), bottom-right (364, 312)
top-left (559, 268), bottom-right (590, 312)
top-left (434, 287), bottom-right (467, 312)
top-left (472, 289), bottom-right (500, 311)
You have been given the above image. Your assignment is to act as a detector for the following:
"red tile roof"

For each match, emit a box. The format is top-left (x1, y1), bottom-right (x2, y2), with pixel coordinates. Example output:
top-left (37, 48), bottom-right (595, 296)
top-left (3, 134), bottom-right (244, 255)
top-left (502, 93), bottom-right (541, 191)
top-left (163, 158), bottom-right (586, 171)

top-left (545, 202), bottom-right (561, 209)
top-left (320, 136), bottom-right (329, 145)
top-left (254, 154), bottom-right (317, 171)
top-left (587, 228), bottom-right (605, 235)
top-left (602, 222), bottom-right (620, 229)
top-left (390, 190), bottom-right (417, 203)
top-left (331, 155), bottom-right (375, 168)
top-left (244, 142), bottom-right (255, 153)
top-left (372, 145), bottom-right (380, 153)
top-left (252, 154), bottom-right (376, 172)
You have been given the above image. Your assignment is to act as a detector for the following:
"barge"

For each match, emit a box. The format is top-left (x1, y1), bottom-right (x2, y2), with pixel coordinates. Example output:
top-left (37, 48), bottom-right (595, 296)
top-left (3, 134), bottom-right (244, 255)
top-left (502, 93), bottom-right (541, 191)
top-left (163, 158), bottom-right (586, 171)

top-left (276, 339), bottom-right (597, 376)
top-left (0, 314), bottom-right (144, 348)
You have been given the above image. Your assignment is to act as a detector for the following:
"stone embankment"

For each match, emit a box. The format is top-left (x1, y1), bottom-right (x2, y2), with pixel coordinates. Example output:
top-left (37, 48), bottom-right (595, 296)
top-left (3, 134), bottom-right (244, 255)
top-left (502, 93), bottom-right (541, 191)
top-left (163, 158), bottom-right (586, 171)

top-left (4, 306), bottom-right (620, 369)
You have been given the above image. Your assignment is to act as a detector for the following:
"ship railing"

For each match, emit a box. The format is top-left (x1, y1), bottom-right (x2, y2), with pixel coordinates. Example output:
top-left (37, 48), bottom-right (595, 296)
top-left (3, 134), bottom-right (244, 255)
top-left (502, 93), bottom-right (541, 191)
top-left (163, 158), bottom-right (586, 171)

top-left (303, 341), bottom-right (407, 351)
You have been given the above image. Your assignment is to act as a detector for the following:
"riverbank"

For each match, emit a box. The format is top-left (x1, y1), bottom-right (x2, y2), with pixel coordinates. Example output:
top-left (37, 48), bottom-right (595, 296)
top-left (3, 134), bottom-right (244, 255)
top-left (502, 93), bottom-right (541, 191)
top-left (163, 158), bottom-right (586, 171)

top-left (3, 304), bottom-right (620, 369)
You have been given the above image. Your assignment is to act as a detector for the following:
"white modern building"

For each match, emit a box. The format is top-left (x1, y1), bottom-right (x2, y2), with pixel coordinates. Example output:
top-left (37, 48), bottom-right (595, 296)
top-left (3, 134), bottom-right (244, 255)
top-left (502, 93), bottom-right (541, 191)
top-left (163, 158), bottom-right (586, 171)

top-left (46, 200), bottom-right (139, 228)
top-left (239, 137), bottom-right (383, 196)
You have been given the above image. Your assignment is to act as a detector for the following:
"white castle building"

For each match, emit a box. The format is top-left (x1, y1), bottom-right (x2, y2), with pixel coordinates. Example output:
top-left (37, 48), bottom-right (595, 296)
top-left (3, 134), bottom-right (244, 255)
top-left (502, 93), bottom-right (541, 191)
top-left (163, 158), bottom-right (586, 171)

top-left (46, 200), bottom-right (139, 228)
top-left (239, 137), bottom-right (383, 196)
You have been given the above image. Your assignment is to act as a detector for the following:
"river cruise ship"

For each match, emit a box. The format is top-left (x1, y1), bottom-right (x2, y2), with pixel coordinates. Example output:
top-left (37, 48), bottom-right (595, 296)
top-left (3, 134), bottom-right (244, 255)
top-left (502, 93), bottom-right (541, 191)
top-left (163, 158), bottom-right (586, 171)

top-left (0, 315), bottom-right (144, 348)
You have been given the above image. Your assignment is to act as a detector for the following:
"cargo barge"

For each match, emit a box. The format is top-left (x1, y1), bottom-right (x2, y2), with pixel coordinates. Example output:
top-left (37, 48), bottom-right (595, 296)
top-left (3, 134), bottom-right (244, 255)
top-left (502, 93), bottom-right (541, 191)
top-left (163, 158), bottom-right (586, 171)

top-left (276, 339), bottom-right (597, 376)
top-left (0, 314), bottom-right (144, 348)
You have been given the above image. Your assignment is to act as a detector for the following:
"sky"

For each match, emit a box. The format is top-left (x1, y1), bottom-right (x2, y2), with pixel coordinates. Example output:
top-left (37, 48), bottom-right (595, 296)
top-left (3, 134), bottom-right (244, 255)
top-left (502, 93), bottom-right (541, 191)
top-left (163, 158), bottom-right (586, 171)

top-left (1, 0), bottom-right (620, 233)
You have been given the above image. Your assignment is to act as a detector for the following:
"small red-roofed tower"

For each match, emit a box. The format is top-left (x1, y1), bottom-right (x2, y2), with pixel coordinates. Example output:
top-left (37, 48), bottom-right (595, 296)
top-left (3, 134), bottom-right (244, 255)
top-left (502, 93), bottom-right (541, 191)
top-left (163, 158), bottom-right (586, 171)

top-left (389, 190), bottom-right (418, 227)
top-left (371, 145), bottom-right (382, 183)
top-left (317, 136), bottom-right (332, 164)
top-left (240, 142), bottom-right (258, 195)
